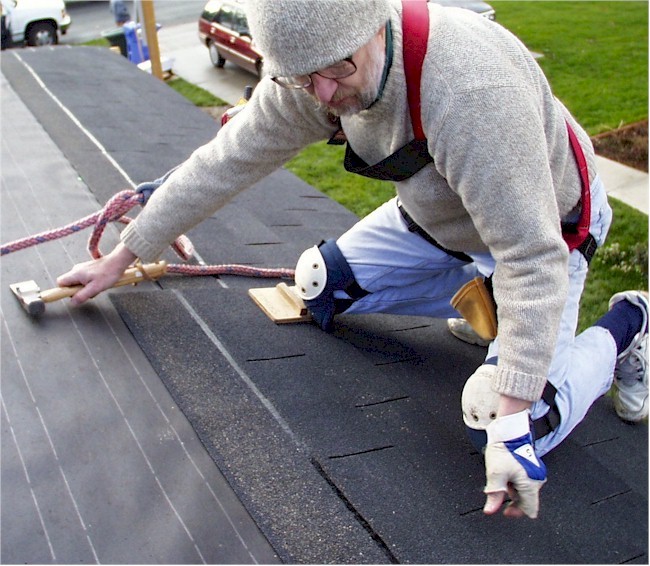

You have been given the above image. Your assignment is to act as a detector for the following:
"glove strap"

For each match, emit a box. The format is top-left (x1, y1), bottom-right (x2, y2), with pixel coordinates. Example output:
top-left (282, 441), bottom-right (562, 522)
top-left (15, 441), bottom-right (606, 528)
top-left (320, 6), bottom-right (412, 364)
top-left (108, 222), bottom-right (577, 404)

top-left (486, 410), bottom-right (530, 444)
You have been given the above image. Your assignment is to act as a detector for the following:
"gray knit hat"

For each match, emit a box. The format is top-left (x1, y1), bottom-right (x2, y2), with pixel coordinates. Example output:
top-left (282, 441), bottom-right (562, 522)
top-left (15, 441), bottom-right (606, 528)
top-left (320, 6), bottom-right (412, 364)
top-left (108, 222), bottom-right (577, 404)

top-left (246, 0), bottom-right (392, 77)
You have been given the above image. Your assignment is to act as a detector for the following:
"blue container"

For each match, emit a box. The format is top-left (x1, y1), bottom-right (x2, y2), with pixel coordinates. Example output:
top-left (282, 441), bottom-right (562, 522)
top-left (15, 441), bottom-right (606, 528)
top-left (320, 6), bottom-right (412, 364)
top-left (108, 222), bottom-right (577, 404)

top-left (122, 22), bottom-right (149, 64)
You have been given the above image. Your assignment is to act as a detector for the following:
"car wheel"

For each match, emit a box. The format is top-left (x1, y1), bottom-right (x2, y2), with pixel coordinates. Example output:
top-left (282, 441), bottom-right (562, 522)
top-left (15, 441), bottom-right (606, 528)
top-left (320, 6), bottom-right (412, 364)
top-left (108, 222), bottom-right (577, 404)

top-left (1, 15), bottom-right (10, 50)
top-left (26, 21), bottom-right (57, 47)
top-left (208, 40), bottom-right (226, 68)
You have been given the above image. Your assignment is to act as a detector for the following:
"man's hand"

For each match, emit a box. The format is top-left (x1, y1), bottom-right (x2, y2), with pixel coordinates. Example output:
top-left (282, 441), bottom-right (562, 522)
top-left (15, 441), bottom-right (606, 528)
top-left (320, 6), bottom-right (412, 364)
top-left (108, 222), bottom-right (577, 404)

top-left (483, 410), bottom-right (546, 519)
top-left (57, 243), bottom-right (137, 305)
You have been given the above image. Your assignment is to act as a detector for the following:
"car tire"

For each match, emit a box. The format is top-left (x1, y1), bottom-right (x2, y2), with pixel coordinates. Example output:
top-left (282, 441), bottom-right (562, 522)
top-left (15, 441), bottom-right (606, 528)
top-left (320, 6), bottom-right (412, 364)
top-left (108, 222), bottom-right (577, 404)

top-left (26, 21), bottom-right (57, 46)
top-left (208, 40), bottom-right (226, 68)
top-left (1, 15), bottom-right (10, 50)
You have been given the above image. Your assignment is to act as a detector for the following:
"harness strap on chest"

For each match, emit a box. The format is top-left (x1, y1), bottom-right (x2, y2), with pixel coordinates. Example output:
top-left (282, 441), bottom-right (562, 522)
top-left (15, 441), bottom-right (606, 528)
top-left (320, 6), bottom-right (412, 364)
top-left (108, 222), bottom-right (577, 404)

top-left (343, 139), bottom-right (432, 181)
top-left (402, 0), bottom-right (429, 141)
top-left (564, 123), bottom-right (597, 262)
top-left (340, 0), bottom-right (598, 264)
top-left (333, 0), bottom-right (434, 181)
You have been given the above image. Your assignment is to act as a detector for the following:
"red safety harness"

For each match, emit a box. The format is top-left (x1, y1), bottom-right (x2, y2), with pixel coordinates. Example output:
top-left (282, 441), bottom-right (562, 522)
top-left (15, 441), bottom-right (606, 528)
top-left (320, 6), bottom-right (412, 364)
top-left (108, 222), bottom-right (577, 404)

top-left (337, 0), bottom-right (597, 262)
top-left (405, 0), bottom-right (596, 261)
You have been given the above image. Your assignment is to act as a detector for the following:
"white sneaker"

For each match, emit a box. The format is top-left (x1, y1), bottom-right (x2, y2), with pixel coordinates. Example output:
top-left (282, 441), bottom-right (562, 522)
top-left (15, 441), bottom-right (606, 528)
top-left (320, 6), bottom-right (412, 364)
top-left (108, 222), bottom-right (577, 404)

top-left (447, 318), bottom-right (491, 347)
top-left (609, 291), bottom-right (648, 422)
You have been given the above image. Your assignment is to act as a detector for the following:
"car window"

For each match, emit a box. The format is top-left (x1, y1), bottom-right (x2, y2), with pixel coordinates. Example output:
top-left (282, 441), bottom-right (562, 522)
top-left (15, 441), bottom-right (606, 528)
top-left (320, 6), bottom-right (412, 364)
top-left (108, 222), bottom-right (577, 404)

top-left (217, 4), bottom-right (249, 35)
top-left (201, 0), bottom-right (222, 23)
top-left (232, 11), bottom-right (249, 35)
top-left (216, 6), bottom-right (233, 28)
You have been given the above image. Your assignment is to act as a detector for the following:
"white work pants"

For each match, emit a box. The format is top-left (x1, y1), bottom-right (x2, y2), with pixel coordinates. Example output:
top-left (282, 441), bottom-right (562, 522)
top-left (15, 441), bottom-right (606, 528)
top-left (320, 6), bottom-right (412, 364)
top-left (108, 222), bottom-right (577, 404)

top-left (335, 176), bottom-right (614, 456)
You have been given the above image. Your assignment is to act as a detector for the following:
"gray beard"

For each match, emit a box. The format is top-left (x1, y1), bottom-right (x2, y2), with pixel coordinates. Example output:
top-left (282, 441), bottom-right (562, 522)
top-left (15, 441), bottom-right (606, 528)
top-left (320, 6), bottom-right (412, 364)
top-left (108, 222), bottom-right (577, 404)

top-left (326, 89), bottom-right (378, 117)
top-left (316, 39), bottom-right (386, 117)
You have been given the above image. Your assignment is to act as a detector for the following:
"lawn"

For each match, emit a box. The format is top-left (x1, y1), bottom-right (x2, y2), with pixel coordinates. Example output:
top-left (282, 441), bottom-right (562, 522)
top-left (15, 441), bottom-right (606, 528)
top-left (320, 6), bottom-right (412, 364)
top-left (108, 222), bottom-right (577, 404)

top-left (490, 1), bottom-right (648, 134)
top-left (284, 1), bottom-right (648, 328)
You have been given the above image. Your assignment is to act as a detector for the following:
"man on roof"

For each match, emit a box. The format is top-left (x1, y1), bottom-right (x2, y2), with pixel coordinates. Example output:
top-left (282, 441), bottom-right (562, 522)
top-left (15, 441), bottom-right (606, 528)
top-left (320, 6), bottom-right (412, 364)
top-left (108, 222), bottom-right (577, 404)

top-left (58, 0), bottom-right (648, 519)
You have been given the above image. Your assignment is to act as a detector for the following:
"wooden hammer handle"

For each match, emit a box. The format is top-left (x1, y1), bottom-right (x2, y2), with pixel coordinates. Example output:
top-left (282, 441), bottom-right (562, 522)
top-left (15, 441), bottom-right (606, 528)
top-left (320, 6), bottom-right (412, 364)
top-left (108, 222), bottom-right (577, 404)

top-left (40, 285), bottom-right (84, 302)
top-left (41, 261), bottom-right (168, 304)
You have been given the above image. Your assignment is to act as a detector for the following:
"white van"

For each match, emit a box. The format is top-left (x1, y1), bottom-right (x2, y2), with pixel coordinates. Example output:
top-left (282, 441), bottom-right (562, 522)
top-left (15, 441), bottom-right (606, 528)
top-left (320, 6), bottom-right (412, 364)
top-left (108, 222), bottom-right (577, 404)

top-left (1, 0), bottom-right (71, 47)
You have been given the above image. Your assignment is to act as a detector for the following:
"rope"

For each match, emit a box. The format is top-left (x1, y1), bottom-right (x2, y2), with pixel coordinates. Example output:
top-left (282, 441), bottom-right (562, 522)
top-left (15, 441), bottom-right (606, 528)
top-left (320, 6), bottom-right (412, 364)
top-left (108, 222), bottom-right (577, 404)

top-left (1, 189), bottom-right (295, 280)
top-left (1, 190), bottom-right (140, 257)
top-left (166, 263), bottom-right (295, 279)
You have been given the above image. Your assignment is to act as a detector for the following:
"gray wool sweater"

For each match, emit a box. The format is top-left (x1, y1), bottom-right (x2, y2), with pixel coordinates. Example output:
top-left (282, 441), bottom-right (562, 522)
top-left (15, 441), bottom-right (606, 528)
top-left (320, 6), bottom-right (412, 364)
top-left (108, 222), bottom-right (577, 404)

top-left (121, 0), bottom-right (597, 402)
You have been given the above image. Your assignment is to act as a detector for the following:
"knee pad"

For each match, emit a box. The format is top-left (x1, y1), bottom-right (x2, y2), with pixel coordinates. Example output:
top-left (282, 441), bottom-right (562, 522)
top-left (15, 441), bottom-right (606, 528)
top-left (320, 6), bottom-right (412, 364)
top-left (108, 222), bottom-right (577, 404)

top-left (294, 239), bottom-right (368, 332)
top-left (461, 359), bottom-right (499, 453)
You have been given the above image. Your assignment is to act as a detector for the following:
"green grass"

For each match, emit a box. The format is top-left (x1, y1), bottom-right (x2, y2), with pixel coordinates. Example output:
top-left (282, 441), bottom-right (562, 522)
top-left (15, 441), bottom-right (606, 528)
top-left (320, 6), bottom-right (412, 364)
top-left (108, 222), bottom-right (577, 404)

top-left (490, 1), bottom-right (648, 135)
top-left (84, 37), bottom-right (111, 48)
top-left (166, 77), bottom-right (228, 107)
top-left (581, 199), bottom-right (648, 330)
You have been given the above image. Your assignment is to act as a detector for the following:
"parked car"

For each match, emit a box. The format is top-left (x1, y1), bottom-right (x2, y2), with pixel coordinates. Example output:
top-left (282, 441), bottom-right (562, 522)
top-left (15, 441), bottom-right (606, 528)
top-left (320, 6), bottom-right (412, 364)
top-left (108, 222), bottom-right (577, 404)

top-left (197, 0), bottom-right (495, 78)
top-left (0, 0), bottom-right (71, 47)
top-left (198, 0), bottom-right (263, 78)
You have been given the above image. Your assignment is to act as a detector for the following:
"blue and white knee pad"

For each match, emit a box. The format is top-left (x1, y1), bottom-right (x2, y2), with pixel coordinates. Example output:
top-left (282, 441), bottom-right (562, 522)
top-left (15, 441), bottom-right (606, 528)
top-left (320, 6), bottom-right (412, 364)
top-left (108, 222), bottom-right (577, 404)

top-left (294, 239), bottom-right (368, 333)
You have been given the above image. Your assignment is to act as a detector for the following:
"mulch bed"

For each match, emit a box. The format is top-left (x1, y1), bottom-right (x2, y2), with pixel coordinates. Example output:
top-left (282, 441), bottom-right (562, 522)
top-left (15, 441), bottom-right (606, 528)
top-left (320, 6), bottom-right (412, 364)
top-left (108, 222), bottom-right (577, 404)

top-left (591, 119), bottom-right (648, 172)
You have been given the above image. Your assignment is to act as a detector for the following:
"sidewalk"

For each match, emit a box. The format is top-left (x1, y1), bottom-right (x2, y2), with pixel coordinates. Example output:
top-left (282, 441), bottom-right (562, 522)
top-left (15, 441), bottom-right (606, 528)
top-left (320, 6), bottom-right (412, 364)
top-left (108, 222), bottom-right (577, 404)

top-left (596, 155), bottom-right (648, 214)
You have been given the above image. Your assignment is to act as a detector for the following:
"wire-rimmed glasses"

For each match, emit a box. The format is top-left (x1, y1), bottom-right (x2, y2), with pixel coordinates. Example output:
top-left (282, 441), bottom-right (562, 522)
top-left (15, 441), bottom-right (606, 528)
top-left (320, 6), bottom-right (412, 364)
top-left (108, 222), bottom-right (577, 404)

top-left (272, 57), bottom-right (357, 89)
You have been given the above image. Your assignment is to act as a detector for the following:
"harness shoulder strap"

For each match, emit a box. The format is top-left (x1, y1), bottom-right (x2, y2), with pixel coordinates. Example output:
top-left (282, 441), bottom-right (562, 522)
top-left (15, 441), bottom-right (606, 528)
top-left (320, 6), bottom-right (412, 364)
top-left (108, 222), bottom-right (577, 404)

top-left (563, 123), bottom-right (592, 252)
top-left (401, 0), bottom-right (429, 141)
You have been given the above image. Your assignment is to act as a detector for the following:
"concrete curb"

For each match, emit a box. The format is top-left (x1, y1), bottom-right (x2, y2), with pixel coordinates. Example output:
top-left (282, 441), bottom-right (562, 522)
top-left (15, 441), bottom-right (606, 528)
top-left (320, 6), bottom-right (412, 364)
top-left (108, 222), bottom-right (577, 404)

top-left (596, 155), bottom-right (648, 215)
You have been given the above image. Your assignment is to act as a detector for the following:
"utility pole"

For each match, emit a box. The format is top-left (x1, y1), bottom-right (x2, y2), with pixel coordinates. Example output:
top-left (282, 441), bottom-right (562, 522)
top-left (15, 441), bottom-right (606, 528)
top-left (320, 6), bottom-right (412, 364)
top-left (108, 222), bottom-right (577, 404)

top-left (140, 0), bottom-right (163, 80)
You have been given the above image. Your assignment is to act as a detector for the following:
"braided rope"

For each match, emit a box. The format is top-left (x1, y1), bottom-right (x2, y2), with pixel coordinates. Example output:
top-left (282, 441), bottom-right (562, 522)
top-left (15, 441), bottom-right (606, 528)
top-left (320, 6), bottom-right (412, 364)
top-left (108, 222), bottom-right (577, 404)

top-left (0, 190), bottom-right (141, 257)
top-left (1, 189), bottom-right (295, 280)
top-left (88, 190), bottom-right (142, 259)
top-left (166, 263), bottom-right (295, 278)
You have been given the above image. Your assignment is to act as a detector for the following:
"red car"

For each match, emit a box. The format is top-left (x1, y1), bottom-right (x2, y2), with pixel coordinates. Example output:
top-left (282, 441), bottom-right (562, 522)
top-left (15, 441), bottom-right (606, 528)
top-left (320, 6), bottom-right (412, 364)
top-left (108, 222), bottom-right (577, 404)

top-left (198, 0), bottom-right (263, 78)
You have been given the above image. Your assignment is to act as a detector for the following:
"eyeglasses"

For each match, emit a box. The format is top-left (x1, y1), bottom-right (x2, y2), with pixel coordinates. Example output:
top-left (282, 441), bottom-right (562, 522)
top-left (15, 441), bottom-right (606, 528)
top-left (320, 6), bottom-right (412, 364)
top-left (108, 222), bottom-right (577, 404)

top-left (272, 58), bottom-right (357, 89)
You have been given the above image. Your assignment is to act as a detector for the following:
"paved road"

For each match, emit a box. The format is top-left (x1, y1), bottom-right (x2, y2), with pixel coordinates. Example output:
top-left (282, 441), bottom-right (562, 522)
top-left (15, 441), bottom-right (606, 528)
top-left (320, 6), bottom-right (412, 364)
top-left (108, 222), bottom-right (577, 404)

top-left (62, 0), bottom-right (206, 44)
top-left (61, 2), bottom-right (258, 106)
top-left (158, 21), bottom-right (258, 105)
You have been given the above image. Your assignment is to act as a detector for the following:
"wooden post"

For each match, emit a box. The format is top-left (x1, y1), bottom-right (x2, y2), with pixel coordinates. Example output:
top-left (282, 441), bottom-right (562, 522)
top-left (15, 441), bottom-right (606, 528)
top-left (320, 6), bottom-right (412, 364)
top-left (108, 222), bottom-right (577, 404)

top-left (140, 0), bottom-right (163, 80)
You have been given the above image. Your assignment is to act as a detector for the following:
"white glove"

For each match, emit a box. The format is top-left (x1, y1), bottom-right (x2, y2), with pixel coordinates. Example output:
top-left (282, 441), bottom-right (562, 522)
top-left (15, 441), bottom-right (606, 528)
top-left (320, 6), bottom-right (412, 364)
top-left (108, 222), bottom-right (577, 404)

top-left (483, 410), bottom-right (546, 519)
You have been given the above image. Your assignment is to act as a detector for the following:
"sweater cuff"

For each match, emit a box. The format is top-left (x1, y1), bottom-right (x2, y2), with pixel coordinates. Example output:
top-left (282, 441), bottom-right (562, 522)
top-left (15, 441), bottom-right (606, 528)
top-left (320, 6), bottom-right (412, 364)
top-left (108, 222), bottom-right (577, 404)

top-left (120, 222), bottom-right (164, 263)
top-left (493, 367), bottom-right (546, 403)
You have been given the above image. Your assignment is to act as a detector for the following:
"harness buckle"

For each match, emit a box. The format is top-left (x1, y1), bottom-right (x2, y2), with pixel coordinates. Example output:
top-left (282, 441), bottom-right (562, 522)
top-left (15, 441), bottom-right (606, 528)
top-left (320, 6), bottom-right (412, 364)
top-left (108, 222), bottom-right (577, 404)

top-left (578, 233), bottom-right (598, 264)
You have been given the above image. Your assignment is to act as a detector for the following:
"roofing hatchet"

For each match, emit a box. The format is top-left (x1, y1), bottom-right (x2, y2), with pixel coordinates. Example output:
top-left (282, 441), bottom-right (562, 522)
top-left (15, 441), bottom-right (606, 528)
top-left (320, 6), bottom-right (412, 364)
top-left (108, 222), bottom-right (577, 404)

top-left (9, 261), bottom-right (167, 316)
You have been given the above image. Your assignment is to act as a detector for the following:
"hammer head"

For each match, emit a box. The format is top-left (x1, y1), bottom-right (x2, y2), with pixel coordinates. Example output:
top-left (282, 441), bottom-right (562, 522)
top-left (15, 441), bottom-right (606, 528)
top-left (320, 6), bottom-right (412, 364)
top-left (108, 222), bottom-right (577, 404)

top-left (10, 280), bottom-right (46, 316)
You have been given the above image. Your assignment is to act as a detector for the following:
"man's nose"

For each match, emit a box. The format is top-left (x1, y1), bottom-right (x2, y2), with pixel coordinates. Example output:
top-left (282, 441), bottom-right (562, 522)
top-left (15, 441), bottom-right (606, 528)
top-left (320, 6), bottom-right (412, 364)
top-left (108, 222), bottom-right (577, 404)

top-left (311, 74), bottom-right (339, 104)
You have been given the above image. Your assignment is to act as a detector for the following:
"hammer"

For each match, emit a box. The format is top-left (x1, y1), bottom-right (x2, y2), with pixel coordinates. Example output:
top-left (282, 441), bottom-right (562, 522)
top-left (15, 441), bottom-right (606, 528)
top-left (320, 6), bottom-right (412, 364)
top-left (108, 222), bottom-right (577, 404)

top-left (10, 261), bottom-right (168, 316)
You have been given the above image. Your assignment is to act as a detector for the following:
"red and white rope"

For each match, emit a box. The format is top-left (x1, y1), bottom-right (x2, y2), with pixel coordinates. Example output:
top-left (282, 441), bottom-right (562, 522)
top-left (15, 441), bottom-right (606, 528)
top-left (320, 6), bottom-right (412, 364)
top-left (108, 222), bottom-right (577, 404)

top-left (1, 189), bottom-right (295, 280)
